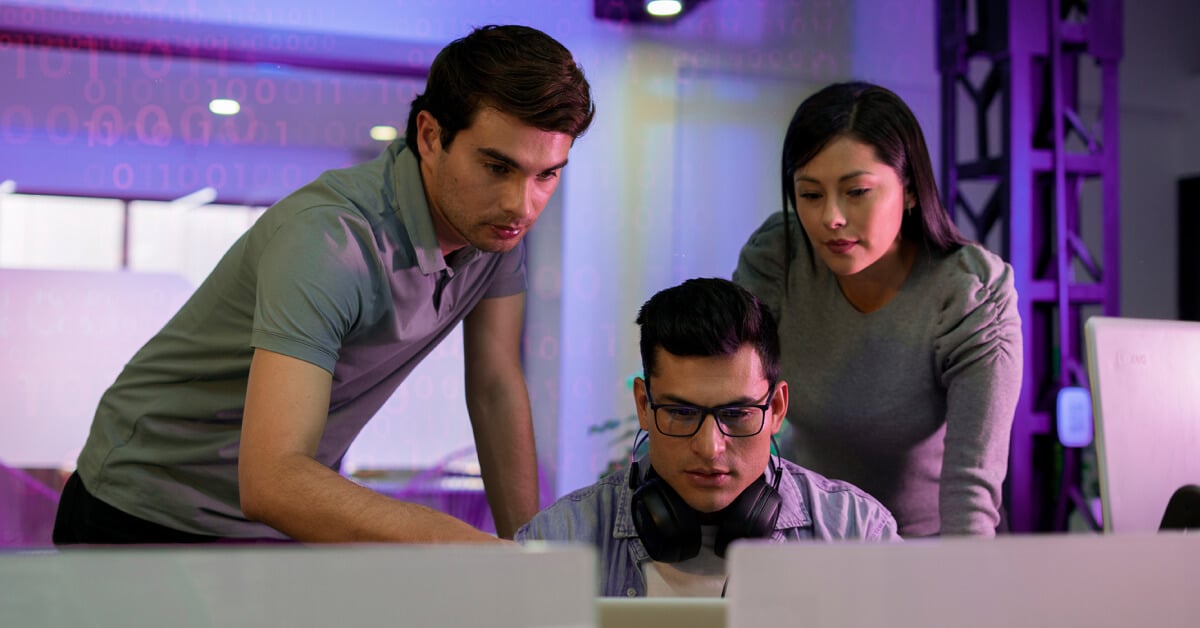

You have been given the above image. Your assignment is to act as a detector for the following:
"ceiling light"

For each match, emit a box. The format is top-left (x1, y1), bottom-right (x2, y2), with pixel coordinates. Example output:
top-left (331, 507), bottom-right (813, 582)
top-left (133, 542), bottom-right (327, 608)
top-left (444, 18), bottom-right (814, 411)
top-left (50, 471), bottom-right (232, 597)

top-left (594, 0), bottom-right (709, 24)
top-left (209, 99), bottom-right (240, 115)
top-left (645, 0), bottom-right (682, 17)
top-left (370, 125), bottom-right (398, 142)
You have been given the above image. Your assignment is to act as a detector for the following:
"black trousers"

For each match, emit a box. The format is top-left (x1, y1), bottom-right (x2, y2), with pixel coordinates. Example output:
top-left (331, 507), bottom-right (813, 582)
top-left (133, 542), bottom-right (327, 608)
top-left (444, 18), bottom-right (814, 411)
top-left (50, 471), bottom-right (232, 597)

top-left (53, 472), bottom-right (222, 545)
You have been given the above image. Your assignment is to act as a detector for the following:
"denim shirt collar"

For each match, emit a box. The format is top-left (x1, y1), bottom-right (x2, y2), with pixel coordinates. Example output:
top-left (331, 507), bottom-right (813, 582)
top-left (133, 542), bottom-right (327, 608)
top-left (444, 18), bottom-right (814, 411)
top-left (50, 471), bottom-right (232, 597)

top-left (770, 455), bottom-right (813, 531)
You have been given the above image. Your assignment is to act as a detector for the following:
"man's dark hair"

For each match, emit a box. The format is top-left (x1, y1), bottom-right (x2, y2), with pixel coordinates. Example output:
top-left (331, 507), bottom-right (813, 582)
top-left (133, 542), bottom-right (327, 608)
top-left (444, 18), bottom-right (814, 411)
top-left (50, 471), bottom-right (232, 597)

top-left (636, 278), bottom-right (781, 384)
top-left (405, 24), bottom-right (595, 158)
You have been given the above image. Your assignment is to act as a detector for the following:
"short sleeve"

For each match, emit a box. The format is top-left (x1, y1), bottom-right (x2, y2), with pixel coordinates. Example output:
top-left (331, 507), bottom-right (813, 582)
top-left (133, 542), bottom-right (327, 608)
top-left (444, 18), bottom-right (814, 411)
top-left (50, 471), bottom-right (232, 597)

top-left (733, 212), bottom-right (790, 321)
top-left (251, 206), bottom-right (376, 374)
top-left (482, 239), bottom-right (527, 299)
top-left (933, 245), bottom-right (1024, 535)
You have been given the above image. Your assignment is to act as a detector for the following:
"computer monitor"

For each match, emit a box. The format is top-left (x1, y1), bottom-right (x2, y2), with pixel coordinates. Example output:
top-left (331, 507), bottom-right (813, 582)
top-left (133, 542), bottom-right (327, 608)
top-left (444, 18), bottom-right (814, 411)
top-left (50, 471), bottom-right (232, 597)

top-left (1084, 316), bottom-right (1200, 533)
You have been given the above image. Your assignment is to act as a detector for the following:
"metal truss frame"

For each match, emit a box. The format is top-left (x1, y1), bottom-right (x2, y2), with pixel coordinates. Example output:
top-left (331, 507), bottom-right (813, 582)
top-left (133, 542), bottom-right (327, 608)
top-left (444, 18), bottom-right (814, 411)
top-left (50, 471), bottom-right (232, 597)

top-left (938, 0), bottom-right (1122, 532)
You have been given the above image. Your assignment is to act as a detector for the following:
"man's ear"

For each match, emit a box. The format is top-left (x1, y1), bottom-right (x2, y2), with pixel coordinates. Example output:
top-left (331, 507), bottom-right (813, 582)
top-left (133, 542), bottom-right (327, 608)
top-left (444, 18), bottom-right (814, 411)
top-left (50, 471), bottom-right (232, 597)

top-left (415, 110), bottom-right (442, 161)
top-left (769, 380), bottom-right (789, 435)
top-left (633, 377), bottom-right (653, 433)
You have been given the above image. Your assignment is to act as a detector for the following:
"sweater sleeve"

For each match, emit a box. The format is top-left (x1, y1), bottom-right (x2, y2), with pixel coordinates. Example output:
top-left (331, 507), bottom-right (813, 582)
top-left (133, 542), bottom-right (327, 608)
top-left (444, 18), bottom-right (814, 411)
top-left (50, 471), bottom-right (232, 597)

top-left (933, 246), bottom-right (1024, 536)
top-left (732, 212), bottom-right (791, 322)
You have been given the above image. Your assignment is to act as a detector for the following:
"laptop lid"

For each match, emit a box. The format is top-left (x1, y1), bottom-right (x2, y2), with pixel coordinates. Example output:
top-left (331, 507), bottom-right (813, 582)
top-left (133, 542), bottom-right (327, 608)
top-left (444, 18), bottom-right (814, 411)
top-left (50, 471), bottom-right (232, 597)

top-left (726, 536), bottom-right (1200, 628)
top-left (1084, 316), bottom-right (1200, 533)
top-left (1, 544), bottom-right (596, 627)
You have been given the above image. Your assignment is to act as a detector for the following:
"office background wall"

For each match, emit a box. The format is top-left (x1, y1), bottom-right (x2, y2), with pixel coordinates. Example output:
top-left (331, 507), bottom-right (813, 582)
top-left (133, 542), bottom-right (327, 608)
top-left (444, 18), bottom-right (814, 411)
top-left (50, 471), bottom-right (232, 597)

top-left (1118, 1), bottom-right (1200, 318)
top-left (1, 0), bottom-right (1198, 503)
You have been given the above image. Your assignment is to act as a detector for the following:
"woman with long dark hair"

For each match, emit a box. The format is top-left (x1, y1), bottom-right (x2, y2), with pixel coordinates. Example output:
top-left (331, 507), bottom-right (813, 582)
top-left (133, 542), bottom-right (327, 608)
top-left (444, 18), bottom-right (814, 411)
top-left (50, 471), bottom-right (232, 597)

top-left (734, 81), bottom-right (1022, 537)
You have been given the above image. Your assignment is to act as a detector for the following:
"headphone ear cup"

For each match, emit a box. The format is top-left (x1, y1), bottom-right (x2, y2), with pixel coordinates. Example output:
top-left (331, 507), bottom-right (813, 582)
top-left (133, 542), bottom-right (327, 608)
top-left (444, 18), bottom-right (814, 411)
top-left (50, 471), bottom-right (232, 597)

top-left (631, 474), bottom-right (701, 563)
top-left (714, 475), bottom-right (782, 558)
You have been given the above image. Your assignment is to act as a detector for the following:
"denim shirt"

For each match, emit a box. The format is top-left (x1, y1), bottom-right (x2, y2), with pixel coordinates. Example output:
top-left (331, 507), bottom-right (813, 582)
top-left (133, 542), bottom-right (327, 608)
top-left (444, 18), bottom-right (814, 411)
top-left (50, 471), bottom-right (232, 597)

top-left (516, 458), bottom-right (899, 597)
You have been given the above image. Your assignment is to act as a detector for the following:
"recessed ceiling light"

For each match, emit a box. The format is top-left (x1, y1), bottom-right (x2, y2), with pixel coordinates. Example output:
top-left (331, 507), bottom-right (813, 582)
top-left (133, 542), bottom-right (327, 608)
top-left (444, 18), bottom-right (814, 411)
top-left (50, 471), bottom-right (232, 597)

top-left (370, 125), bottom-right (398, 142)
top-left (645, 0), bottom-right (683, 17)
top-left (209, 99), bottom-right (240, 115)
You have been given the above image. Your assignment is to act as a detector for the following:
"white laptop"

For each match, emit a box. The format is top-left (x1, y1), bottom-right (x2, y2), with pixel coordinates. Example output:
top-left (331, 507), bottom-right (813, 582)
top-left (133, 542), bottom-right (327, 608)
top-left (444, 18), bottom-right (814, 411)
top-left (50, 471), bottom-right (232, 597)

top-left (1084, 316), bottom-right (1200, 533)
top-left (726, 535), bottom-right (1200, 628)
top-left (1, 544), bottom-right (595, 627)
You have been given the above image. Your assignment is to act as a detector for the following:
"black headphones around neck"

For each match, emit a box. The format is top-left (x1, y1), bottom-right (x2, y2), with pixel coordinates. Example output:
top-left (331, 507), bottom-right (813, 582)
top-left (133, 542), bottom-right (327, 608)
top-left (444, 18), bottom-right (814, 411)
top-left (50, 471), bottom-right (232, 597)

top-left (628, 440), bottom-right (783, 563)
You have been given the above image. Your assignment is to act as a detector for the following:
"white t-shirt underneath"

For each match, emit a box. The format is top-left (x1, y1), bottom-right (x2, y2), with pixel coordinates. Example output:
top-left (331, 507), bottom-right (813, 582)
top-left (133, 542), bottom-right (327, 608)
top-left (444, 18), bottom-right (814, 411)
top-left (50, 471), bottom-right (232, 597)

top-left (643, 525), bottom-right (726, 597)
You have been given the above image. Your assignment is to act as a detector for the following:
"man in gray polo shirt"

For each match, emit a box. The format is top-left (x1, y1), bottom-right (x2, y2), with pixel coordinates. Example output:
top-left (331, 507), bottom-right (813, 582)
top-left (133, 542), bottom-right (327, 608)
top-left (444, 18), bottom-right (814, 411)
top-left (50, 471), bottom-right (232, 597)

top-left (53, 25), bottom-right (594, 544)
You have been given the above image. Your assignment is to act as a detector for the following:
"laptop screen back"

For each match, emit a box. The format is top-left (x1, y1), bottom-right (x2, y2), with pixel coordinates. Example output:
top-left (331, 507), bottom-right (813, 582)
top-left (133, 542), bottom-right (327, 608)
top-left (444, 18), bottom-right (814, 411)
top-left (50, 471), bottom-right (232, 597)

top-left (1084, 316), bottom-right (1200, 532)
top-left (726, 536), bottom-right (1200, 628)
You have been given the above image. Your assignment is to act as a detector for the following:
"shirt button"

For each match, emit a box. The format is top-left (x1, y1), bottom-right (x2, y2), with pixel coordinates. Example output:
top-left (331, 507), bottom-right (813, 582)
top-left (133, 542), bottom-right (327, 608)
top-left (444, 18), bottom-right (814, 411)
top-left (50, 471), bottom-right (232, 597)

top-left (626, 588), bottom-right (637, 597)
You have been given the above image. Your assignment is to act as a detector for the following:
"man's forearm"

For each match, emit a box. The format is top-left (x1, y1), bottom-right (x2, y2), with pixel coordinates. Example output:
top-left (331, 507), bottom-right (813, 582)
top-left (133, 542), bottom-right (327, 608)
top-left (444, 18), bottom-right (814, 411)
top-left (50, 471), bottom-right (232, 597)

top-left (467, 386), bottom-right (538, 538)
top-left (241, 453), bottom-right (502, 543)
top-left (482, 441), bottom-right (539, 539)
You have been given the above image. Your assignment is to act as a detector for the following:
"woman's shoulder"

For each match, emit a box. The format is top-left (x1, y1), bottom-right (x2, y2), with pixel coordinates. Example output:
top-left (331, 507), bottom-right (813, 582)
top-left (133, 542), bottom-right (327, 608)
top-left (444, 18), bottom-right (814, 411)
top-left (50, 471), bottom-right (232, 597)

top-left (740, 211), bottom-right (790, 251)
top-left (922, 242), bottom-right (1021, 343)
top-left (734, 212), bottom-right (803, 312)
top-left (926, 242), bottom-right (1015, 300)
top-left (735, 212), bottom-right (809, 273)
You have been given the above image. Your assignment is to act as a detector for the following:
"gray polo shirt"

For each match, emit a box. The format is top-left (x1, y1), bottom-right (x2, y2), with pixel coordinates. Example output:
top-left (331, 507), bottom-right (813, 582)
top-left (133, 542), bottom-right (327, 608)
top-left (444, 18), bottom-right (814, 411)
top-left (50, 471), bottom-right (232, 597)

top-left (76, 142), bottom-right (526, 538)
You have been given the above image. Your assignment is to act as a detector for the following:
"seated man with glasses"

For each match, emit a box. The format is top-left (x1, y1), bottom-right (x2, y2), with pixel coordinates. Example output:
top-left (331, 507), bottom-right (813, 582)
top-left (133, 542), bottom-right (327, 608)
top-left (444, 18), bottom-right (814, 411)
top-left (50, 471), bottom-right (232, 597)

top-left (516, 277), bottom-right (897, 597)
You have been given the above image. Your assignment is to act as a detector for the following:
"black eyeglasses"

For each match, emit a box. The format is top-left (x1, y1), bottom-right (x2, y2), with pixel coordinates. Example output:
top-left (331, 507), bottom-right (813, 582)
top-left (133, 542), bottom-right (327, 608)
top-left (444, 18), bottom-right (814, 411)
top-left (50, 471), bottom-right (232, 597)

top-left (644, 382), bottom-right (775, 438)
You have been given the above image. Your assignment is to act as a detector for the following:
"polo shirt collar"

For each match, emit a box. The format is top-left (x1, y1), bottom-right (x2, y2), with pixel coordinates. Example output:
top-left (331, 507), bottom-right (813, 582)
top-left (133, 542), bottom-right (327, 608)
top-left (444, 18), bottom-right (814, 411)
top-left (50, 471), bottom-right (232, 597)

top-left (390, 142), bottom-right (482, 276)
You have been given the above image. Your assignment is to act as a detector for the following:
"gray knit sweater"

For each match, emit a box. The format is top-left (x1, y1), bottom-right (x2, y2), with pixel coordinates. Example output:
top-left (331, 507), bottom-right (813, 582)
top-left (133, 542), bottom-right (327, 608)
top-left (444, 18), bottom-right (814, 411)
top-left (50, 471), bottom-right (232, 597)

top-left (734, 212), bottom-right (1022, 537)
